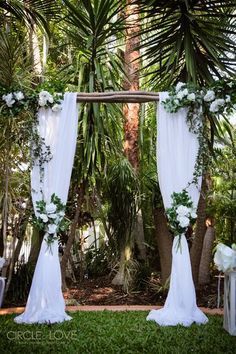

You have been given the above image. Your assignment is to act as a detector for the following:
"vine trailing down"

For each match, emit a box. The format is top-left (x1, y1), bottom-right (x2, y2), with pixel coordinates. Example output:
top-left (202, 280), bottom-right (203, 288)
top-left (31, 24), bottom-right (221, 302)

top-left (1, 89), bottom-right (69, 248)
top-left (162, 80), bottom-right (236, 184)
top-left (161, 80), bottom-right (236, 248)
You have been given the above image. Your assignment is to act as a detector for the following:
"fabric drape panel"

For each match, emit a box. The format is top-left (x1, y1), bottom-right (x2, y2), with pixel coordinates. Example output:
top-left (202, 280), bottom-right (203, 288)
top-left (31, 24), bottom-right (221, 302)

top-left (147, 92), bottom-right (208, 326)
top-left (15, 93), bottom-right (78, 324)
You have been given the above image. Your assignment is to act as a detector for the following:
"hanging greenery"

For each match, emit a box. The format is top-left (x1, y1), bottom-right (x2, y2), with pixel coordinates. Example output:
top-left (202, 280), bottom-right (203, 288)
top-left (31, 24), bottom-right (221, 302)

top-left (162, 79), bottom-right (236, 184)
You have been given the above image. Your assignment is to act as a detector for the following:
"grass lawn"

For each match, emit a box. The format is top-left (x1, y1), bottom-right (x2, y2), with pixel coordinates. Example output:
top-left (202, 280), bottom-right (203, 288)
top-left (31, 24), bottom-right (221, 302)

top-left (0, 311), bottom-right (235, 354)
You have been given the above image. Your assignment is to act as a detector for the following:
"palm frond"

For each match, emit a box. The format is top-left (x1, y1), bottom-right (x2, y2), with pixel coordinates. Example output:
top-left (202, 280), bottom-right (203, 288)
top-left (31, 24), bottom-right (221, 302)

top-left (135, 0), bottom-right (236, 88)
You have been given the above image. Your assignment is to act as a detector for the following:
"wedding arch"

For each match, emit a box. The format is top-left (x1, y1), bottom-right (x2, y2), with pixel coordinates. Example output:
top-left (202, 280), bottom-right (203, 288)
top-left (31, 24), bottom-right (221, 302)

top-left (12, 82), bottom-right (234, 325)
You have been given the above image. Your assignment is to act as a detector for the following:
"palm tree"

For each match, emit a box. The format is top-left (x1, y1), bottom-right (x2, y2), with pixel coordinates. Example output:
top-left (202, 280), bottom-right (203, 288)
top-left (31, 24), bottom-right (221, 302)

top-left (135, 0), bottom-right (236, 286)
top-left (136, 0), bottom-right (236, 88)
top-left (59, 0), bottom-right (127, 288)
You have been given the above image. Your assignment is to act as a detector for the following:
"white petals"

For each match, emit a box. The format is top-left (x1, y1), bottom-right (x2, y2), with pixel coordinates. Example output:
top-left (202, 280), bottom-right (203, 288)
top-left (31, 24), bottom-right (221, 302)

top-left (47, 224), bottom-right (57, 234)
top-left (52, 103), bottom-right (62, 112)
top-left (203, 90), bottom-right (215, 102)
top-left (225, 95), bottom-right (231, 103)
top-left (49, 213), bottom-right (58, 219)
top-left (209, 98), bottom-right (225, 113)
top-left (187, 93), bottom-right (196, 101)
top-left (176, 205), bottom-right (189, 217)
top-left (45, 203), bottom-right (57, 214)
top-left (2, 93), bottom-right (15, 107)
top-left (14, 91), bottom-right (24, 101)
top-left (214, 243), bottom-right (236, 272)
top-left (38, 90), bottom-right (54, 106)
top-left (177, 215), bottom-right (190, 228)
top-left (190, 211), bottom-right (197, 219)
top-left (176, 82), bottom-right (185, 92)
top-left (39, 214), bottom-right (48, 223)
top-left (177, 88), bottom-right (188, 100)
top-left (38, 97), bottom-right (47, 106)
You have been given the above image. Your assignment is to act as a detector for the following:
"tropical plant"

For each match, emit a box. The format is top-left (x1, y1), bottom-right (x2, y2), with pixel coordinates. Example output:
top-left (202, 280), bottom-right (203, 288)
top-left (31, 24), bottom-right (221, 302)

top-left (136, 0), bottom-right (236, 87)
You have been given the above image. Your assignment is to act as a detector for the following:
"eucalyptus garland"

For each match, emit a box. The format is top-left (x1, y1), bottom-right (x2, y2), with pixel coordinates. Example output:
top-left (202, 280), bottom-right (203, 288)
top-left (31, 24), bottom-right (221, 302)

top-left (0, 88), bottom-right (63, 170)
top-left (0, 87), bottom-right (65, 246)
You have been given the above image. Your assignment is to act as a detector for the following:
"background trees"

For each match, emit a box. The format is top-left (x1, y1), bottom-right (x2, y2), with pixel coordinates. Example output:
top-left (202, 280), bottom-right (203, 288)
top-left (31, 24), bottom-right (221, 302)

top-left (0, 0), bottom-right (235, 302)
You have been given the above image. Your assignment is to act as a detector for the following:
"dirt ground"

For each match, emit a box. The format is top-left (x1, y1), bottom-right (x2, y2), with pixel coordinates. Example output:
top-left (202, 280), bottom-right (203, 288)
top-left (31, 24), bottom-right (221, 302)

top-left (63, 275), bottom-right (223, 309)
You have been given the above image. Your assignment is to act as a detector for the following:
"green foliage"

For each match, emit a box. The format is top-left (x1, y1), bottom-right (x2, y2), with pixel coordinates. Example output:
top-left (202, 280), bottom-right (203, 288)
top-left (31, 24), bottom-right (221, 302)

top-left (85, 244), bottom-right (111, 277)
top-left (208, 130), bottom-right (236, 245)
top-left (105, 157), bottom-right (140, 252)
top-left (136, 0), bottom-right (236, 87)
top-left (0, 313), bottom-right (235, 354)
top-left (33, 194), bottom-right (70, 246)
top-left (166, 190), bottom-right (197, 240)
top-left (5, 262), bottom-right (34, 305)
top-left (0, 0), bottom-right (59, 35)
top-left (61, 0), bottom-right (125, 181)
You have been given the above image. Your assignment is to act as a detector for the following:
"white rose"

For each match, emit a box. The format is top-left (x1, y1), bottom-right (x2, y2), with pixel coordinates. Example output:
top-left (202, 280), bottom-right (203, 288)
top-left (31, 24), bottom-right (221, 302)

top-left (59, 211), bottom-right (65, 217)
top-left (203, 90), bottom-right (215, 102)
top-left (209, 100), bottom-right (219, 112)
top-left (190, 210), bottom-right (197, 219)
top-left (177, 215), bottom-right (190, 228)
top-left (49, 213), bottom-right (58, 219)
top-left (52, 104), bottom-right (62, 112)
top-left (38, 97), bottom-right (47, 106)
top-left (176, 205), bottom-right (190, 217)
top-left (0, 257), bottom-right (5, 269)
top-left (176, 82), bottom-right (185, 92)
top-left (209, 99), bottom-right (225, 113)
top-left (39, 214), bottom-right (48, 223)
top-left (14, 91), bottom-right (24, 101)
top-left (174, 99), bottom-right (180, 105)
top-left (177, 91), bottom-right (185, 100)
top-left (232, 243), bottom-right (236, 251)
top-left (39, 90), bottom-right (50, 100)
top-left (214, 243), bottom-right (236, 272)
top-left (2, 93), bottom-right (15, 107)
top-left (46, 202), bottom-right (57, 214)
top-left (225, 95), bottom-right (231, 103)
top-left (187, 93), bottom-right (196, 101)
top-left (47, 95), bottom-right (54, 104)
top-left (47, 224), bottom-right (57, 234)
top-left (177, 88), bottom-right (188, 100)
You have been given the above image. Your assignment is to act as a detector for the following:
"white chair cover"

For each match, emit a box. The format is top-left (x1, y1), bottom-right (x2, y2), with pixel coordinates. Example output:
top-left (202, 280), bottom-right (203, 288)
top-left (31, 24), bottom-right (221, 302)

top-left (15, 93), bottom-right (78, 324)
top-left (147, 92), bottom-right (208, 326)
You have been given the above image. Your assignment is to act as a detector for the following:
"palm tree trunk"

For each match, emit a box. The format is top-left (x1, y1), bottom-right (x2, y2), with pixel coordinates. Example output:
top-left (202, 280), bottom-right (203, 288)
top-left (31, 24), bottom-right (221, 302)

top-left (28, 22), bottom-right (42, 79)
top-left (190, 177), bottom-right (207, 287)
top-left (198, 223), bottom-right (215, 285)
top-left (61, 183), bottom-right (85, 291)
top-left (28, 227), bottom-right (43, 266)
top-left (123, 0), bottom-right (140, 171)
top-left (112, 244), bottom-right (132, 286)
top-left (153, 207), bottom-right (172, 284)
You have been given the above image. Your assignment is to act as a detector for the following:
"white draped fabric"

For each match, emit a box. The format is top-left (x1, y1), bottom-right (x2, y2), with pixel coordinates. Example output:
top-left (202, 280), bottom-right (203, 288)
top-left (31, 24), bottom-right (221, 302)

top-left (147, 92), bottom-right (208, 326)
top-left (15, 93), bottom-right (78, 324)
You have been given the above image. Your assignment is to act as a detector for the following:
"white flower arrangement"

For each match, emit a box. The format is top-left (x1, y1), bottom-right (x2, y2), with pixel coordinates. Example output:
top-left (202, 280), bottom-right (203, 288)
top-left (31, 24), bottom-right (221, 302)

top-left (166, 190), bottom-right (197, 249)
top-left (38, 90), bottom-right (62, 111)
top-left (33, 193), bottom-right (69, 247)
top-left (214, 243), bottom-right (236, 273)
top-left (2, 91), bottom-right (24, 107)
top-left (1, 89), bottom-right (62, 111)
top-left (162, 80), bottom-right (236, 185)
top-left (163, 82), bottom-right (235, 116)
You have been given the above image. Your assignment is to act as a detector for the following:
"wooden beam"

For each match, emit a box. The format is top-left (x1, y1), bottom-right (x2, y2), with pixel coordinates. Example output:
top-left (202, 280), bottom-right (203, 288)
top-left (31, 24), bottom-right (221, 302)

top-left (76, 91), bottom-right (159, 103)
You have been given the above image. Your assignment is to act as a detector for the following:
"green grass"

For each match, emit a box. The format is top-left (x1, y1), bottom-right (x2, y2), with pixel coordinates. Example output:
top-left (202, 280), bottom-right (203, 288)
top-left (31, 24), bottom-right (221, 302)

top-left (0, 312), bottom-right (235, 354)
